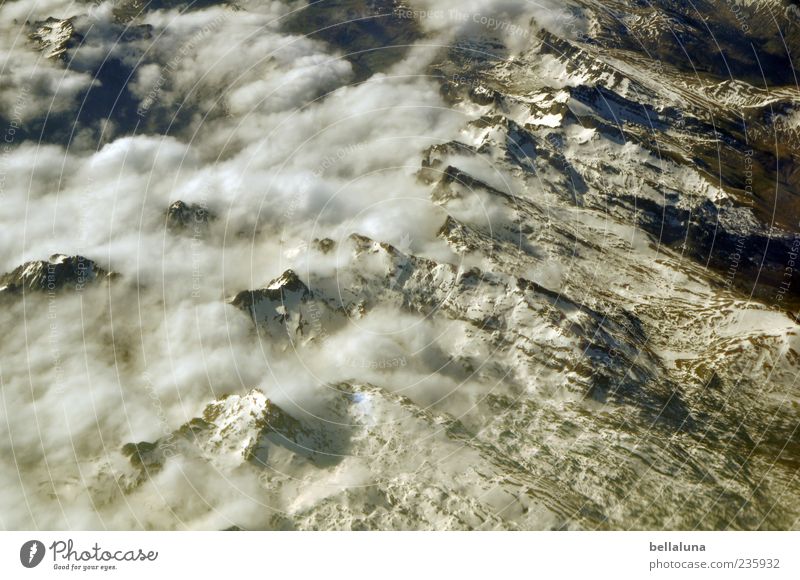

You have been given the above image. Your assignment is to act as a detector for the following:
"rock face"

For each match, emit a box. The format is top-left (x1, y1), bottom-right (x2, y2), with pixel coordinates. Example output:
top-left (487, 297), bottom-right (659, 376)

top-left (22, 13), bottom-right (154, 144)
top-left (0, 255), bottom-right (114, 295)
top-left (119, 389), bottom-right (336, 486)
top-left (29, 18), bottom-right (80, 59)
top-left (430, 9), bottom-right (800, 307)
top-left (282, 0), bottom-right (422, 80)
top-left (111, 0), bottom-right (231, 23)
top-left (166, 200), bottom-right (215, 234)
top-left (217, 226), bottom-right (799, 528)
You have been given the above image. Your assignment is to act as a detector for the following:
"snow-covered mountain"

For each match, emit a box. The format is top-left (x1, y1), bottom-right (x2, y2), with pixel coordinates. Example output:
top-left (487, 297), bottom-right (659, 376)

top-left (0, 0), bottom-right (798, 530)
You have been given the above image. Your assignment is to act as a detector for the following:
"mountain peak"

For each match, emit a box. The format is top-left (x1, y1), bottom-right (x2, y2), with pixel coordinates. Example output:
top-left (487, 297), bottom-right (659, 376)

top-left (28, 17), bottom-right (79, 59)
top-left (0, 255), bottom-right (115, 295)
top-left (266, 269), bottom-right (308, 293)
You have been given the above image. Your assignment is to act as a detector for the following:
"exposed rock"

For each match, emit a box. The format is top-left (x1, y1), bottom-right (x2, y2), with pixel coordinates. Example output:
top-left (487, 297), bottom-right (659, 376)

top-left (119, 389), bottom-right (347, 491)
top-left (312, 238), bottom-right (336, 254)
top-left (228, 270), bottom-right (341, 343)
top-left (166, 200), bottom-right (215, 234)
top-left (111, 0), bottom-right (232, 24)
top-left (282, 0), bottom-right (422, 81)
top-left (28, 18), bottom-right (80, 59)
top-left (0, 254), bottom-right (116, 295)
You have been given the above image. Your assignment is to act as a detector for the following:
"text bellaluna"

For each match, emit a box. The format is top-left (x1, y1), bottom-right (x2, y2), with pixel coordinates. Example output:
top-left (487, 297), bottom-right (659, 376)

top-left (650, 542), bottom-right (706, 552)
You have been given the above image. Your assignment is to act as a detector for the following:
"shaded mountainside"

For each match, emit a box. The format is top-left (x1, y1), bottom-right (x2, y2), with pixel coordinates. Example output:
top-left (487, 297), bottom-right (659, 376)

top-left (428, 1), bottom-right (800, 309)
top-left (0, 254), bottom-right (115, 295)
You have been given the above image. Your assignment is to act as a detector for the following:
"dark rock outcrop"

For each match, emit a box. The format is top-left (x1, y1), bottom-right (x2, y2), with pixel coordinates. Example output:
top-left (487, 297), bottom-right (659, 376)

top-left (0, 254), bottom-right (115, 295)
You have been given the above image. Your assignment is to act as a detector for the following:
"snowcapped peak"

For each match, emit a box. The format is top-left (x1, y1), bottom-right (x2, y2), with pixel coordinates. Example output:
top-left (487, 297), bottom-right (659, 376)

top-left (28, 18), bottom-right (78, 59)
top-left (266, 269), bottom-right (308, 293)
